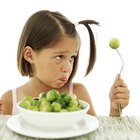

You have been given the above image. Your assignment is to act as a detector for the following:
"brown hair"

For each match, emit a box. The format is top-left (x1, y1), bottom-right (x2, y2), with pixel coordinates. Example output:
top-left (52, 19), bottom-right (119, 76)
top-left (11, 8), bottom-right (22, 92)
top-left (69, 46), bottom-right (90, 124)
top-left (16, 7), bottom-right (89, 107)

top-left (17, 10), bottom-right (99, 83)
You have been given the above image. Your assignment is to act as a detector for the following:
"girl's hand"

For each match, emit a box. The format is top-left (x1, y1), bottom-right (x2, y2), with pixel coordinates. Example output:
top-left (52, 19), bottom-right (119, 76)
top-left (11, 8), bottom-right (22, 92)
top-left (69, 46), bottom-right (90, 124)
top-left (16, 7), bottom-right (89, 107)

top-left (109, 74), bottom-right (130, 116)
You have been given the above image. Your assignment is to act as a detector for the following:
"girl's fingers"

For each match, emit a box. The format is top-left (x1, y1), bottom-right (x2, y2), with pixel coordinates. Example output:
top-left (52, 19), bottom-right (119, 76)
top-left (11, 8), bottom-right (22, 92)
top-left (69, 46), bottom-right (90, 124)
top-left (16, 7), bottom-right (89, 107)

top-left (111, 92), bottom-right (130, 100)
top-left (113, 74), bottom-right (128, 88)
top-left (113, 98), bottom-right (129, 106)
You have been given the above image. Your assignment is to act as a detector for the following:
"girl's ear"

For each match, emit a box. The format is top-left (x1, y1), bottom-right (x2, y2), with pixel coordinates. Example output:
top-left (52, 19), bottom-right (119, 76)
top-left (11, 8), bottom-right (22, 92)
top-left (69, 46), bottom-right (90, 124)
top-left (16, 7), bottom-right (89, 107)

top-left (23, 46), bottom-right (34, 64)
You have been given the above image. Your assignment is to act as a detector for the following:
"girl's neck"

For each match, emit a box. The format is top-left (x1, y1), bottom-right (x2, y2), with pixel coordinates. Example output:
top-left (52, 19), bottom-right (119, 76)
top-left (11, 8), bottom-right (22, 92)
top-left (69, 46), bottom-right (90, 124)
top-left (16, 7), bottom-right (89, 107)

top-left (27, 77), bottom-right (69, 97)
top-left (28, 77), bottom-right (51, 96)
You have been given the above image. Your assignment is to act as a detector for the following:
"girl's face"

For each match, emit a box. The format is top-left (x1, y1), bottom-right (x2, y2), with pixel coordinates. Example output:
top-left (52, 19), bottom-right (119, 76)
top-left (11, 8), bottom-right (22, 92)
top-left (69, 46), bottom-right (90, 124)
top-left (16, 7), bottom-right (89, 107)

top-left (32, 36), bottom-right (79, 88)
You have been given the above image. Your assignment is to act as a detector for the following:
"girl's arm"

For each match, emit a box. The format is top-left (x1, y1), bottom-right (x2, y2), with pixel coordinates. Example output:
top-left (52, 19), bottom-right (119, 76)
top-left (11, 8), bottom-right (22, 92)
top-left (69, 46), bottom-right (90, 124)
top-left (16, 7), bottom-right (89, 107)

top-left (0, 99), bottom-right (2, 114)
top-left (1, 91), bottom-right (13, 115)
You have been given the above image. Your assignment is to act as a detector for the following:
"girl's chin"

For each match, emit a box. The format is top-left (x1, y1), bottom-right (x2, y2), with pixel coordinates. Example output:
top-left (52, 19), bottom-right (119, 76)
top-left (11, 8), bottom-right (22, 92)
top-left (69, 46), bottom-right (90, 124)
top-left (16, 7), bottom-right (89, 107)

top-left (52, 82), bottom-right (67, 89)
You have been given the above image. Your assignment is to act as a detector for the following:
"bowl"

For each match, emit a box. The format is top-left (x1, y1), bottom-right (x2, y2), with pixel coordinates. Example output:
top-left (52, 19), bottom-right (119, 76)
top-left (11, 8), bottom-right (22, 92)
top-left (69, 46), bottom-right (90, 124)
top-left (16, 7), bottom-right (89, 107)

top-left (17, 100), bottom-right (90, 130)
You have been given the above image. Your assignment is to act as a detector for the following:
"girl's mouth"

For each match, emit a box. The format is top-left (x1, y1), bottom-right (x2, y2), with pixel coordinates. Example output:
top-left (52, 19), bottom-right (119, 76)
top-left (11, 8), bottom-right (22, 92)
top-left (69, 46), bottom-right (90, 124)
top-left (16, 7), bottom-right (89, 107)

top-left (59, 77), bottom-right (68, 83)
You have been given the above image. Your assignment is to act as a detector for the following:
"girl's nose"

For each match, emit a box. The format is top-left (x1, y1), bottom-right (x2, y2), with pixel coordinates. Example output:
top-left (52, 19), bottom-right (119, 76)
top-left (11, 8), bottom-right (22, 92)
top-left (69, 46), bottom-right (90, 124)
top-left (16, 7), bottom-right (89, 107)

top-left (61, 61), bottom-right (72, 73)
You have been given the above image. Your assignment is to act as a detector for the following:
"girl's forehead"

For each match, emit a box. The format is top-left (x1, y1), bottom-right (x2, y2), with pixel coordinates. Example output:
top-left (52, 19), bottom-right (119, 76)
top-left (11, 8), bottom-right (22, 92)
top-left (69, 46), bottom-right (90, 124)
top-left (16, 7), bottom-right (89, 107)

top-left (48, 37), bottom-right (80, 52)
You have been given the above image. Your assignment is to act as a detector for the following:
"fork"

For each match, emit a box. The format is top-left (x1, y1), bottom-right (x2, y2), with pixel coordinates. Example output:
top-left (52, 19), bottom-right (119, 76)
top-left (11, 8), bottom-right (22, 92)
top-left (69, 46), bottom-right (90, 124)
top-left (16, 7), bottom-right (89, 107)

top-left (115, 48), bottom-right (124, 118)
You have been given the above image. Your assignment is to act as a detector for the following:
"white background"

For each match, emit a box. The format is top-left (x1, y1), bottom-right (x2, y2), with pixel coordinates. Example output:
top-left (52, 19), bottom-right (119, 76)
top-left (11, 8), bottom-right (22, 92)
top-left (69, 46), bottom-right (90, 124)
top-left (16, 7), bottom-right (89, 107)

top-left (0, 0), bottom-right (140, 116)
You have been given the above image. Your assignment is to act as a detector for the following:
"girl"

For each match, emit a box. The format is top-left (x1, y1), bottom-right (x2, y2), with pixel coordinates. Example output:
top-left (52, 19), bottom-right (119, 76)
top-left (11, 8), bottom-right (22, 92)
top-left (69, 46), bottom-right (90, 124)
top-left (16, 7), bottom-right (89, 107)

top-left (1, 10), bottom-right (129, 116)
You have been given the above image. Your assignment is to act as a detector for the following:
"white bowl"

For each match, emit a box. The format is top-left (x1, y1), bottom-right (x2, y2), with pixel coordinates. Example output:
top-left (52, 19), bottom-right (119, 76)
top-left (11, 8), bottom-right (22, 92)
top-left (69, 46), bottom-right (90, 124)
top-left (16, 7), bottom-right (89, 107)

top-left (17, 100), bottom-right (90, 130)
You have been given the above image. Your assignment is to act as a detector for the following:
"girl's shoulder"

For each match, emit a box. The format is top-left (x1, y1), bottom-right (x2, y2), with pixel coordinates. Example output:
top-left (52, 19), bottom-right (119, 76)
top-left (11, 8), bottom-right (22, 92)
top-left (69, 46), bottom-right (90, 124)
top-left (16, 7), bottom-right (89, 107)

top-left (72, 82), bottom-right (89, 97)
top-left (73, 82), bottom-right (87, 92)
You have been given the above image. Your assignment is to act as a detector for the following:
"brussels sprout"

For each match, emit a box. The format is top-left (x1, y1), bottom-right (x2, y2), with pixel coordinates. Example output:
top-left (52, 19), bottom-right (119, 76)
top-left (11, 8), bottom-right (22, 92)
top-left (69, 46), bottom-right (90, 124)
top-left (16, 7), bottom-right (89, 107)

top-left (69, 99), bottom-right (78, 107)
top-left (109, 38), bottom-right (120, 49)
top-left (40, 104), bottom-right (52, 112)
top-left (67, 106), bottom-right (78, 112)
top-left (39, 92), bottom-right (47, 98)
top-left (20, 100), bottom-right (32, 109)
top-left (63, 93), bottom-right (72, 103)
top-left (30, 105), bottom-right (39, 111)
top-left (56, 96), bottom-right (66, 108)
top-left (23, 96), bottom-right (34, 102)
top-left (51, 102), bottom-right (61, 112)
top-left (46, 89), bottom-right (59, 102)
top-left (59, 93), bottom-right (67, 98)
top-left (39, 98), bottom-right (51, 106)
top-left (32, 99), bottom-right (41, 106)
top-left (77, 99), bottom-right (84, 109)
top-left (60, 109), bottom-right (68, 112)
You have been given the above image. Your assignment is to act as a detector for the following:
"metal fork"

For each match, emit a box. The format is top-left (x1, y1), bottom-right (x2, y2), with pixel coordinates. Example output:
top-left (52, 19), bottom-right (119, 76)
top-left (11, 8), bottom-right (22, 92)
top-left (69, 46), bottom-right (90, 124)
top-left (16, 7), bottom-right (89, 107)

top-left (115, 48), bottom-right (124, 118)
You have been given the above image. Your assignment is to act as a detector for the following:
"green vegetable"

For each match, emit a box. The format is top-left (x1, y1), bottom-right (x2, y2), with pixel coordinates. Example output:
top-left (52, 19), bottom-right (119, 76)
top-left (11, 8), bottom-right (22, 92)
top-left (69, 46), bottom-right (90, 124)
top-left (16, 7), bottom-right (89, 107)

top-left (39, 98), bottom-right (50, 106)
top-left (109, 38), bottom-right (120, 49)
top-left (67, 106), bottom-right (78, 112)
top-left (63, 93), bottom-right (72, 103)
top-left (40, 104), bottom-right (52, 112)
top-left (20, 100), bottom-right (31, 109)
top-left (69, 99), bottom-right (78, 107)
top-left (30, 105), bottom-right (39, 111)
top-left (60, 109), bottom-right (68, 112)
top-left (51, 102), bottom-right (61, 112)
top-left (39, 92), bottom-right (47, 98)
top-left (19, 89), bottom-right (85, 112)
top-left (55, 96), bottom-right (66, 108)
top-left (46, 89), bottom-right (59, 102)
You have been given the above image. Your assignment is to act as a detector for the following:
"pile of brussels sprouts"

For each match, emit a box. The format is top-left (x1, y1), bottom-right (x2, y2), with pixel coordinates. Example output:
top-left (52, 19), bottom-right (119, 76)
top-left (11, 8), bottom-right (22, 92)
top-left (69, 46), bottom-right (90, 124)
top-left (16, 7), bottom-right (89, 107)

top-left (19, 89), bottom-right (85, 112)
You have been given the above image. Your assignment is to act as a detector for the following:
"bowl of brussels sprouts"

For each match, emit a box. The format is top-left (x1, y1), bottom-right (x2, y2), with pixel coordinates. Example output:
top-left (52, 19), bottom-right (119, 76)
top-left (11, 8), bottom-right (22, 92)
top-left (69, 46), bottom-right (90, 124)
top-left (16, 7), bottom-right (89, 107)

top-left (17, 89), bottom-right (90, 130)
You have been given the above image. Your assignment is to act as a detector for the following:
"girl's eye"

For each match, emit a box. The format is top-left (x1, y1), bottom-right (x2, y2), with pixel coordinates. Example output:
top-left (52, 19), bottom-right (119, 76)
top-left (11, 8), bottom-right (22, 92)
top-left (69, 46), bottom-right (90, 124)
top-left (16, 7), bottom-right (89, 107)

top-left (71, 55), bottom-right (76, 59)
top-left (56, 55), bottom-right (64, 60)
top-left (70, 55), bottom-right (76, 62)
top-left (55, 55), bottom-right (76, 63)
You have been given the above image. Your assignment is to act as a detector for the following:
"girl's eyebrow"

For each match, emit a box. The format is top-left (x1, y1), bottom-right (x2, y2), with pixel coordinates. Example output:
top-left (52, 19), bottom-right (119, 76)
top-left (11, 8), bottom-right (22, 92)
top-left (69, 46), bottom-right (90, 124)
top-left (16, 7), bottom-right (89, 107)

top-left (54, 51), bottom-right (69, 54)
top-left (53, 50), bottom-right (78, 54)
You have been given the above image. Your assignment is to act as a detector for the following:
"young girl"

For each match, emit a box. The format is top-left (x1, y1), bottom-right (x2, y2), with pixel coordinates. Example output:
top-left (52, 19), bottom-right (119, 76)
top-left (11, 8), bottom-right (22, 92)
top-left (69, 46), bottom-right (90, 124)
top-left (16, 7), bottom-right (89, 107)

top-left (1, 10), bottom-right (129, 116)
